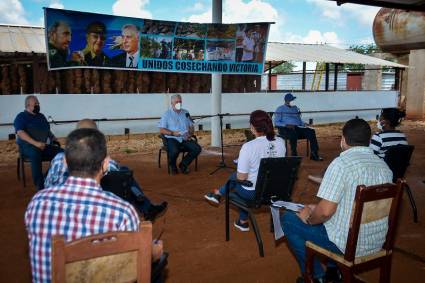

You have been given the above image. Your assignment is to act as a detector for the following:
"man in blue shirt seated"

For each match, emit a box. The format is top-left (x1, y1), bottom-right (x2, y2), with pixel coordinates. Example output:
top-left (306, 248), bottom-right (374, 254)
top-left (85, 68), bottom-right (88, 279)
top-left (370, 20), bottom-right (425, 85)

top-left (14, 95), bottom-right (63, 190)
top-left (274, 93), bottom-right (323, 161)
top-left (158, 94), bottom-right (202, 175)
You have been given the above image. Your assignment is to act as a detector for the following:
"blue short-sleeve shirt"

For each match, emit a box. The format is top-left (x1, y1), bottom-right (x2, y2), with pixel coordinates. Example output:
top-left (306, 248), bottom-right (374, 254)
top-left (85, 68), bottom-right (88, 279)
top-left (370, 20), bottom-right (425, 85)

top-left (158, 108), bottom-right (193, 143)
top-left (14, 111), bottom-right (51, 146)
top-left (274, 104), bottom-right (305, 127)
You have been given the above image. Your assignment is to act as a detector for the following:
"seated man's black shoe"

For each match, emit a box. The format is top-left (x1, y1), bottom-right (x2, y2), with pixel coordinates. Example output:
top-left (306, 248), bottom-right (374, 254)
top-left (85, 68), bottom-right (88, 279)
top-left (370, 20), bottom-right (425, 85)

top-left (310, 152), bottom-right (324, 161)
top-left (145, 201), bottom-right (168, 221)
top-left (178, 163), bottom-right (190, 174)
top-left (325, 266), bottom-right (342, 283)
top-left (170, 166), bottom-right (178, 175)
top-left (296, 276), bottom-right (325, 283)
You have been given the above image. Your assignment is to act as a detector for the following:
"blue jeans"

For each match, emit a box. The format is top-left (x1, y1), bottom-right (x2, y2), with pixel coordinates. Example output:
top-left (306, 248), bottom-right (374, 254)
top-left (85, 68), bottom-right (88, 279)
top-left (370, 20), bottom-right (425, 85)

top-left (19, 142), bottom-right (63, 190)
top-left (119, 166), bottom-right (152, 214)
top-left (218, 172), bottom-right (256, 221)
top-left (281, 211), bottom-right (342, 278)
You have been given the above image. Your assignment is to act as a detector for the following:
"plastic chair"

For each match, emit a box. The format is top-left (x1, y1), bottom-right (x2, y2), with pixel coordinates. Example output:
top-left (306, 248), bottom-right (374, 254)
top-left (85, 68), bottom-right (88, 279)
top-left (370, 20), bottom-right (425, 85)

top-left (51, 222), bottom-right (153, 283)
top-left (304, 181), bottom-right (405, 283)
top-left (158, 134), bottom-right (198, 174)
top-left (225, 157), bottom-right (302, 257)
top-left (384, 144), bottom-right (417, 223)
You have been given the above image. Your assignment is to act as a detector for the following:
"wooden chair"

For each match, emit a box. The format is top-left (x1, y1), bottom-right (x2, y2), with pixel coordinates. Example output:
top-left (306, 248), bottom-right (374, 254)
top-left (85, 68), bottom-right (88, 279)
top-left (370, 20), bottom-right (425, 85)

top-left (384, 144), bottom-right (417, 223)
top-left (51, 222), bottom-right (152, 283)
top-left (158, 134), bottom-right (198, 174)
top-left (304, 181), bottom-right (405, 283)
top-left (225, 157), bottom-right (302, 257)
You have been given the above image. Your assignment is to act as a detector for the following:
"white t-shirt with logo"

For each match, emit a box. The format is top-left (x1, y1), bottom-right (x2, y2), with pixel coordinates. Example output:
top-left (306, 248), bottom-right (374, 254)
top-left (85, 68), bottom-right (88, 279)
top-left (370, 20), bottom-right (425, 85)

top-left (237, 136), bottom-right (286, 190)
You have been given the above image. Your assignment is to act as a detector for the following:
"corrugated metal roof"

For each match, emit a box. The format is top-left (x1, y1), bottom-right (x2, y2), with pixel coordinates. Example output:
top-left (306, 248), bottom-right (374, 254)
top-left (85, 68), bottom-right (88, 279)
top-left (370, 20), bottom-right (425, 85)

top-left (0, 24), bottom-right (407, 68)
top-left (0, 24), bottom-right (46, 54)
top-left (266, 42), bottom-right (407, 68)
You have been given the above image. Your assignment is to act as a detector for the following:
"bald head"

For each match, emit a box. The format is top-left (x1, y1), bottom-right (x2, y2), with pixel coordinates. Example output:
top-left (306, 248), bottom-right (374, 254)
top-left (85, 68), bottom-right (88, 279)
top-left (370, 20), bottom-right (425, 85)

top-left (76, 119), bottom-right (97, 130)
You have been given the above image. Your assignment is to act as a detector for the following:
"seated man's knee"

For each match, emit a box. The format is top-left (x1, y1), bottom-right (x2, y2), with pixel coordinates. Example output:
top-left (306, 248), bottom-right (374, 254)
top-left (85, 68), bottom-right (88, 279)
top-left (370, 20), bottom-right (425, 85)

top-left (281, 211), bottom-right (299, 233)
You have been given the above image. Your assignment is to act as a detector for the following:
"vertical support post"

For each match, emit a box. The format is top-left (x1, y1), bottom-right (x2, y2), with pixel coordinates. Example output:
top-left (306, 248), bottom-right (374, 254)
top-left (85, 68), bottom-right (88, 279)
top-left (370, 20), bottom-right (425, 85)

top-left (334, 63), bottom-right (339, 91)
top-left (268, 62), bottom-right (272, 91)
top-left (32, 54), bottom-right (40, 93)
top-left (394, 68), bottom-right (400, 91)
top-left (211, 0), bottom-right (222, 147)
top-left (302, 62), bottom-right (306, 91)
top-left (325, 63), bottom-right (330, 91)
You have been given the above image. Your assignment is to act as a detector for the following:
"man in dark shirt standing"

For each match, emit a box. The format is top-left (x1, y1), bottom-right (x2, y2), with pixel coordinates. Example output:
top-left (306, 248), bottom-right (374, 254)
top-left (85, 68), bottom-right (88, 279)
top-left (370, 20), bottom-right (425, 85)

top-left (14, 95), bottom-right (62, 190)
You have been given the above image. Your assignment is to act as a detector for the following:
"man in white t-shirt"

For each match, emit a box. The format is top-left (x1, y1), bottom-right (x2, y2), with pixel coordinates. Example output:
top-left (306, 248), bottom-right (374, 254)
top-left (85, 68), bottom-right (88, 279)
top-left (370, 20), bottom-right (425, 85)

top-left (204, 110), bottom-right (285, 231)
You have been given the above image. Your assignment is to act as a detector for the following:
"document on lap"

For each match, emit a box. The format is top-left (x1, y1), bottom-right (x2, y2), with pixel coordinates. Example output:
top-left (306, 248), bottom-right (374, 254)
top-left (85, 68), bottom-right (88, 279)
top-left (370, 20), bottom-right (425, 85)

top-left (270, 201), bottom-right (304, 240)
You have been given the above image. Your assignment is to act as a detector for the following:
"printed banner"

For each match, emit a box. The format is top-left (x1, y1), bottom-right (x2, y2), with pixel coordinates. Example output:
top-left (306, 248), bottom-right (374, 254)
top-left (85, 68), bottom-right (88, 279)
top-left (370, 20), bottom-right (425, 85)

top-left (45, 8), bottom-right (270, 74)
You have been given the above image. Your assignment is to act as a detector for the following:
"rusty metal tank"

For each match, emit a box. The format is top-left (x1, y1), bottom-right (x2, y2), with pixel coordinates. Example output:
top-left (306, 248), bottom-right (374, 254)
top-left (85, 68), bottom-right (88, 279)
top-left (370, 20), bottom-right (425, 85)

top-left (373, 8), bottom-right (425, 53)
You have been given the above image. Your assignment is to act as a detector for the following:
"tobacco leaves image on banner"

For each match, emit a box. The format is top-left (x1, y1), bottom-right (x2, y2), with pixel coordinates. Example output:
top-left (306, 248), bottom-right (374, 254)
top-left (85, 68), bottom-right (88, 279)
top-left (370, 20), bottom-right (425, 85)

top-left (44, 8), bottom-right (270, 75)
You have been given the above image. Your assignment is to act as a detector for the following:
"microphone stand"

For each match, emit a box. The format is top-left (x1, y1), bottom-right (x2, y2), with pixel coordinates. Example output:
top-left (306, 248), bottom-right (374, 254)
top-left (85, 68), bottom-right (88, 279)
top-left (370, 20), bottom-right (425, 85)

top-left (209, 113), bottom-right (235, 175)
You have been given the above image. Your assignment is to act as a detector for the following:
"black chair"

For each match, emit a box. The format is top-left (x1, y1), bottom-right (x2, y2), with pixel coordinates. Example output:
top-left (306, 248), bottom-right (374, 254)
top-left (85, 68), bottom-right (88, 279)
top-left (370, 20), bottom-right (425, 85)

top-left (276, 126), bottom-right (310, 157)
top-left (384, 144), bottom-right (418, 223)
top-left (158, 134), bottom-right (198, 174)
top-left (100, 170), bottom-right (133, 202)
top-left (17, 150), bottom-right (52, 188)
top-left (225, 157), bottom-right (302, 257)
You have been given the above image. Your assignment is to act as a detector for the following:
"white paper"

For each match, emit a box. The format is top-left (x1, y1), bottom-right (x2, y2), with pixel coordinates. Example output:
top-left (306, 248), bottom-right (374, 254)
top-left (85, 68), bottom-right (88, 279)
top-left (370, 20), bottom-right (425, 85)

top-left (270, 206), bottom-right (285, 240)
top-left (271, 200), bottom-right (304, 212)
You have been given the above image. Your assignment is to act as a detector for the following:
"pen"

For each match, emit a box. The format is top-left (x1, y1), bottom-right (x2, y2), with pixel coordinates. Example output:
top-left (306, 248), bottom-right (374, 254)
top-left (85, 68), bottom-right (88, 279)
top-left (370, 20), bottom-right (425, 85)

top-left (154, 229), bottom-right (164, 244)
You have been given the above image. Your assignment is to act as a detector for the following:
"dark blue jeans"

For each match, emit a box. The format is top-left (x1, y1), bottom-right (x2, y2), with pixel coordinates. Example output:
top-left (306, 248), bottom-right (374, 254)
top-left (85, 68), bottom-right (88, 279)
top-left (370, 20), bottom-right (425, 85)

top-left (281, 211), bottom-right (342, 278)
top-left (19, 142), bottom-right (63, 190)
top-left (119, 166), bottom-right (152, 214)
top-left (277, 126), bottom-right (319, 156)
top-left (166, 138), bottom-right (201, 169)
top-left (218, 172), bottom-right (256, 221)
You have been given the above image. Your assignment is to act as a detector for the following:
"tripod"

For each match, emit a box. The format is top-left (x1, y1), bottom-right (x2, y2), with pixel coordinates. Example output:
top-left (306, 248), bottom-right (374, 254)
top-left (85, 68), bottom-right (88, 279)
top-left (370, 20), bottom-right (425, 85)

top-left (210, 113), bottom-right (235, 175)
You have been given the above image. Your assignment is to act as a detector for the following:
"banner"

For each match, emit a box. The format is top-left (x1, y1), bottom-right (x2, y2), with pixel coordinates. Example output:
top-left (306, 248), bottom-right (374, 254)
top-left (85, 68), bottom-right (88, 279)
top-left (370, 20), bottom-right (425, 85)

top-left (45, 8), bottom-right (271, 75)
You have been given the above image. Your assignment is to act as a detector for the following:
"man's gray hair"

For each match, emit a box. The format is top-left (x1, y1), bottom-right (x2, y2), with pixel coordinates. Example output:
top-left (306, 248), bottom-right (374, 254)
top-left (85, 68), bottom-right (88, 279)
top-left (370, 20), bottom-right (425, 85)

top-left (170, 94), bottom-right (181, 103)
top-left (122, 24), bottom-right (140, 39)
top-left (25, 95), bottom-right (37, 107)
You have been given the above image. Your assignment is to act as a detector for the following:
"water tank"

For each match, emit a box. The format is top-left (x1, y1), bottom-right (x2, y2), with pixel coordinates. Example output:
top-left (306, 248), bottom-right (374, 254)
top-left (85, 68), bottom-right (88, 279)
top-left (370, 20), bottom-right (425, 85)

top-left (373, 8), bottom-right (425, 53)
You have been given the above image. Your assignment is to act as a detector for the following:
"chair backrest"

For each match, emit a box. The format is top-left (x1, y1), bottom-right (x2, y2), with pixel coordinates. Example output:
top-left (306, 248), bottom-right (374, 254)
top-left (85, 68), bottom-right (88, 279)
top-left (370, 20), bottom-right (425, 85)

top-left (254, 157), bottom-right (302, 205)
top-left (344, 181), bottom-right (404, 262)
top-left (100, 170), bottom-right (133, 201)
top-left (383, 144), bottom-right (414, 182)
top-left (51, 222), bottom-right (152, 283)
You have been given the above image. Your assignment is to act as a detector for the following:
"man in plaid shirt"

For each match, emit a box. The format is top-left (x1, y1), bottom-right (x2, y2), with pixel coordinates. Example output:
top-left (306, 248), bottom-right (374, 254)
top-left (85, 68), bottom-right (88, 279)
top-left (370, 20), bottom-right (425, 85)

top-left (25, 128), bottom-right (163, 282)
top-left (44, 119), bottom-right (167, 221)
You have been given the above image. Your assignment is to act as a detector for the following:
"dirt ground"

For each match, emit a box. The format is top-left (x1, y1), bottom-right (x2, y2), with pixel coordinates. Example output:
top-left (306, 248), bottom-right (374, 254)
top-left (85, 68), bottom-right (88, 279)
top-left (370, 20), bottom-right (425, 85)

top-left (0, 121), bottom-right (424, 283)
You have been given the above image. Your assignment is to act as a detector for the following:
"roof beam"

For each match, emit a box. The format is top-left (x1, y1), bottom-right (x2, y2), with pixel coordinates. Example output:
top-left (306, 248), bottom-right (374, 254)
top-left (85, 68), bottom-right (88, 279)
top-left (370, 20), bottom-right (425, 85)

top-left (331, 0), bottom-right (425, 11)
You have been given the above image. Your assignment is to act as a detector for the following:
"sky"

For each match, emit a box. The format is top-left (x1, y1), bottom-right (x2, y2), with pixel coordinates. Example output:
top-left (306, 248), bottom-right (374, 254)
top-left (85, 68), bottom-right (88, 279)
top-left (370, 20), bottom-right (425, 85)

top-left (0, 0), bottom-right (380, 48)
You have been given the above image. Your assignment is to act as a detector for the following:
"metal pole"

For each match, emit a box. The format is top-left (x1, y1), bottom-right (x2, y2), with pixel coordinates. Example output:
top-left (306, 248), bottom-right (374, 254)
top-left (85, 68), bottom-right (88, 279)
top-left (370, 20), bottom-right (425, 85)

top-left (302, 62), bottom-right (306, 91)
top-left (211, 0), bottom-right (222, 147)
top-left (268, 62), bottom-right (272, 91)
top-left (325, 63), bottom-right (330, 91)
top-left (334, 63), bottom-right (339, 91)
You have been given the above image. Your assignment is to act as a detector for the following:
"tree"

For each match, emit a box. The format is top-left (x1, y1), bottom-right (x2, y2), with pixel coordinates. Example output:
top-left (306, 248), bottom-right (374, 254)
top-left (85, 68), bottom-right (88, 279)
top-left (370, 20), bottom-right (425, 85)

top-left (344, 44), bottom-right (380, 71)
top-left (271, 61), bottom-right (296, 74)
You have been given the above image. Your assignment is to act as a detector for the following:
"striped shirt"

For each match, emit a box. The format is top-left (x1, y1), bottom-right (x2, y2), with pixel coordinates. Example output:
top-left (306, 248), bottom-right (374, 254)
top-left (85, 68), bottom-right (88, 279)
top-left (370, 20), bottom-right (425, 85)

top-left (370, 130), bottom-right (408, 158)
top-left (25, 176), bottom-right (139, 283)
top-left (317, 147), bottom-right (393, 257)
top-left (44, 152), bottom-right (120, 188)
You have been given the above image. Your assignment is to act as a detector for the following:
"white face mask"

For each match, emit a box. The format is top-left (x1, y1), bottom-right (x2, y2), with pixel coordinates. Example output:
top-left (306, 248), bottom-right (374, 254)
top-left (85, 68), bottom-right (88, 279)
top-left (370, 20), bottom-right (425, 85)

top-left (175, 102), bottom-right (182, 110)
top-left (377, 121), bottom-right (383, 130)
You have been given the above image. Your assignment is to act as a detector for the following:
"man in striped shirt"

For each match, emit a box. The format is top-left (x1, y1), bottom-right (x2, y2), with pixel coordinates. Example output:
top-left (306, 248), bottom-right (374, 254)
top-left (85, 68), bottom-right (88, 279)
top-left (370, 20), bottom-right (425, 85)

top-left (25, 128), bottom-right (163, 282)
top-left (370, 108), bottom-right (408, 159)
top-left (282, 119), bottom-right (392, 283)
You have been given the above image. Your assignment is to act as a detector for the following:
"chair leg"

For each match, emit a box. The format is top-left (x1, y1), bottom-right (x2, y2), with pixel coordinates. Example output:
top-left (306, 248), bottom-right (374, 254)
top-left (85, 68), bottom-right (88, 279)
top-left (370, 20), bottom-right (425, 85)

top-left (195, 156), bottom-right (198, 171)
top-left (284, 139), bottom-right (289, 157)
top-left (17, 158), bottom-right (21, 180)
top-left (306, 139), bottom-right (310, 157)
top-left (340, 266), bottom-right (354, 283)
top-left (379, 255), bottom-right (392, 283)
top-left (166, 152), bottom-right (170, 175)
top-left (158, 149), bottom-right (162, 168)
top-left (404, 184), bottom-right (418, 223)
top-left (225, 186), bottom-right (230, 241)
top-left (304, 246), bottom-right (315, 283)
top-left (248, 210), bottom-right (264, 257)
top-left (21, 158), bottom-right (26, 188)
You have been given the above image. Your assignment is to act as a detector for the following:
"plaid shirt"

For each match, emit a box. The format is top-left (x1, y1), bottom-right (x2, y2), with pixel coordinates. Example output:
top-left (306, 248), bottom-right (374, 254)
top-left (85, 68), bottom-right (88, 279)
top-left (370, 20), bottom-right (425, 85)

top-left (44, 152), bottom-right (120, 188)
top-left (317, 146), bottom-right (393, 256)
top-left (25, 176), bottom-right (140, 282)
